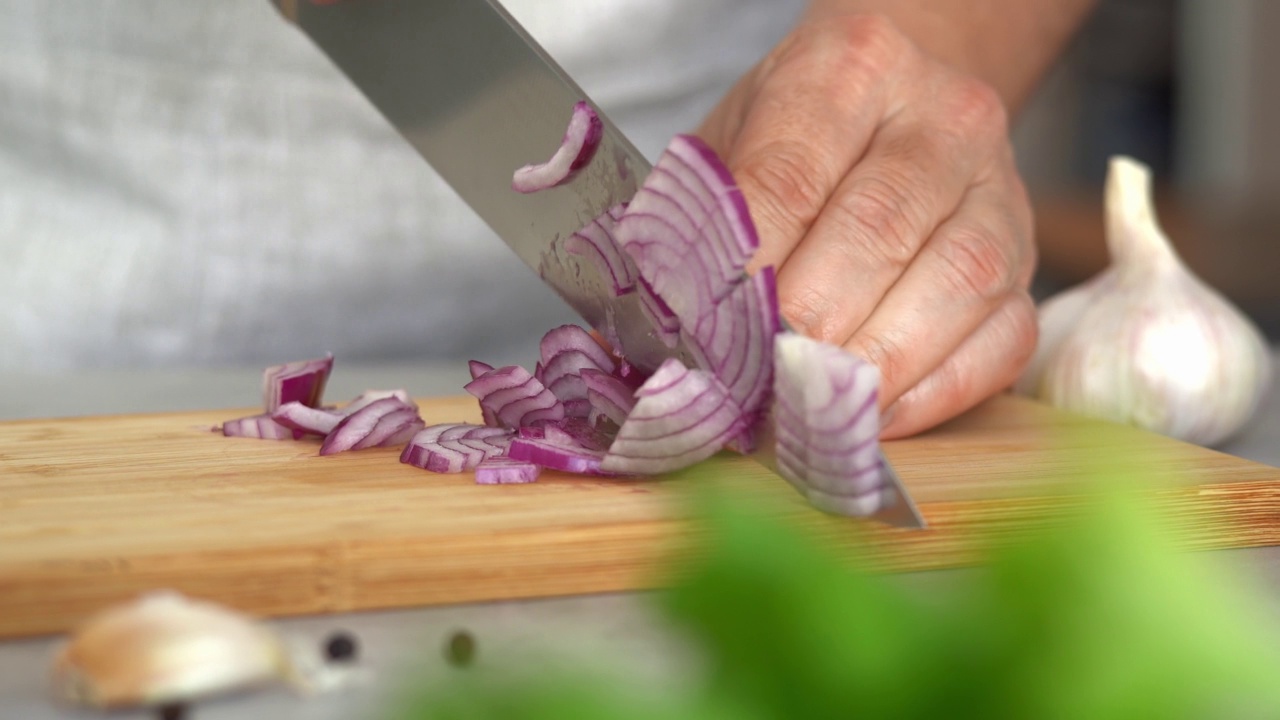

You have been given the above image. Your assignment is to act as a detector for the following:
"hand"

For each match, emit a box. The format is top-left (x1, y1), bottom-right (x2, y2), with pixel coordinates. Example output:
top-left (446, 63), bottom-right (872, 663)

top-left (698, 13), bottom-right (1038, 439)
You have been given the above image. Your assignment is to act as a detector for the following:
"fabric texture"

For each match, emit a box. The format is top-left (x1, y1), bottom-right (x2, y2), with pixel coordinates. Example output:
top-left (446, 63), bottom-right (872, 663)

top-left (0, 0), bottom-right (801, 371)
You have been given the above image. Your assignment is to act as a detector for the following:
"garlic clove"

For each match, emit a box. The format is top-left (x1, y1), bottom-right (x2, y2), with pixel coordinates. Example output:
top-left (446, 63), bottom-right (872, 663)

top-left (1019, 156), bottom-right (1271, 446)
top-left (51, 591), bottom-right (292, 709)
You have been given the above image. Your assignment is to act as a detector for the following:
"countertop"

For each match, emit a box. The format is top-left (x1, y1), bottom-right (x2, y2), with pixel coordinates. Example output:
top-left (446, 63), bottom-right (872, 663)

top-left (2, 352), bottom-right (1277, 719)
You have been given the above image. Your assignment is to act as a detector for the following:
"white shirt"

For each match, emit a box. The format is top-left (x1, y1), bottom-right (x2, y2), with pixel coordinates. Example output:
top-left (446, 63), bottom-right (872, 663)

top-left (0, 0), bottom-right (802, 371)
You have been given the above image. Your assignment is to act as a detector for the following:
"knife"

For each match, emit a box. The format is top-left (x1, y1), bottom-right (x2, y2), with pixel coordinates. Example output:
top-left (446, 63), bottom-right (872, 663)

top-left (271, 0), bottom-right (925, 529)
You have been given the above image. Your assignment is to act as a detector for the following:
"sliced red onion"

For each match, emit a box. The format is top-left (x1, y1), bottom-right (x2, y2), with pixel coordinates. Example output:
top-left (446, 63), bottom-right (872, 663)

top-left (580, 368), bottom-right (636, 427)
top-left (615, 135), bottom-right (758, 320)
top-left (262, 354), bottom-right (333, 412)
top-left (475, 457), bottom-right (541, 485)
top-left (564, 205), bottom-right (637, 297)
top-left (601, 359), bottom-right (747, 475)
top-left (400, 423), bottom-right (513, 473)
top-left (271, 402), bottom-right (342, 436)
top-left (221, 414), bottom-right (305, 440)
top-left (339, 389), bottom-right (416, 417)
top-left (467, 361), bottom-right (501, 426)
top-left (511, 101), bottom-right (603, 193)
top-left (320, 397), bottom-right (423, 456)
top-left (538, 325), bottom-right (618, 408)
top-left (772, 332), bottom-right (886, 516)
top-left (547, 417), bottom-right (611, 451)
top-left (507, 437), bottom-right (607, 475)
top-left (682, 267), bottom-right (779, 426)
top-left (465, 365), bottom-right (565, 429)
top-left (636, 277), bottom-right (680, 349)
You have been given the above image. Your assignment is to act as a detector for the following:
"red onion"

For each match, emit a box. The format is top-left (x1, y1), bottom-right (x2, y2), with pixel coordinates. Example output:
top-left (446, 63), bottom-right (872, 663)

top-left (579, 368), bottom-right (636, 427)
top-left (400, 423), bottom-right (513, 472)
top-left (270, 402), bottom-right (342, 436)
top-left (772, 332), bottom-right (888, 516)
top-left (467, 361), bottom-right (500, 427)
top-left (262, 354), bottom-right (333, 412)
top-left (507, 437), bottom-right (608, 475)
top-left (221, 414), bottom-right (304, 440)
top-left (320, 397), bottom-right (424, 456)
top-left (564, 204), bottom-right (636, 297)
top-left (465, 365), bottom-right (565, 429)
top-left (537, 324), bottom-right (618, 409)
top-left (475, 457), bottom-right (541, 485)
top-left (600, 359), bottom-right (747, 475)
top-left (339, 389), bottom-right (415, 417)
top-left (511, 101), bottom-right (603, 193)
top-left (635, 277), bottom-right (680, 349)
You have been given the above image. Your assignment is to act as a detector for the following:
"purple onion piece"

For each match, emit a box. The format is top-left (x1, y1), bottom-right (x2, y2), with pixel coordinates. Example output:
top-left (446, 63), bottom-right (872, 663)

top-left (600, 359), bottom-right (747, 475)
top-left (400, 423), bottom-right (514, 473)
top-left (271, 402), bottom-right (342, 436)
top-left (262, 354), bottom-right (333, 412)
top-left (339, 389), bottom-right (416, 417)
top-left (464, 365), bottom-right (565, 429)
top-left (221, 414), bottom-right (305, 440)
top-left (564, 205), bottom-right (637, 297)
top-left (320, 397), bottom-right (419, 456)
top-left (772, 332), bottom-right (886, 516)
top-left (511, 101), bottom-right (603, 193)
top-left (475, 457), bottom-right (541, 485)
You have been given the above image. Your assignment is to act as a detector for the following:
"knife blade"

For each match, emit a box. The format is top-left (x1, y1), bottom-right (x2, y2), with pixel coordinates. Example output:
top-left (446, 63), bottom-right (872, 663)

top-left (272, 0), bottom-right (925, 529)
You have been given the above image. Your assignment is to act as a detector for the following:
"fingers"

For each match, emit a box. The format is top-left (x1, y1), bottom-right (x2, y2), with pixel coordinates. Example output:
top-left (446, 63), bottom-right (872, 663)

top-left (842, 162), bottom-right (1034, 408)
top-left (879, 291), bottom-right (1038, 439)
top-left (772, 77), bottom-right (1008, 343)
top-left (707, 15), bottom-right (920, 276)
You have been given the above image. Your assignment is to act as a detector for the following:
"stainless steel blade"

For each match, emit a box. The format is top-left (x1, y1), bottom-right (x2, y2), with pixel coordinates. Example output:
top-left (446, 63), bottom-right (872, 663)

top-left (273, 0), bottom-right (684, 371)
top-left (272, 0), bottom-right (923, 529)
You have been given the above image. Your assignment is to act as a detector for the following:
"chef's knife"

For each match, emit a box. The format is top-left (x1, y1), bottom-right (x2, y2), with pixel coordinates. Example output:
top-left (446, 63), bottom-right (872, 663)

top-left (271, 0), bottom-right (925, 529)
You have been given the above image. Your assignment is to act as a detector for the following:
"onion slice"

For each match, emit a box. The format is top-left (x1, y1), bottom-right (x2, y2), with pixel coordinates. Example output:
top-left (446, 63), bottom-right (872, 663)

top-left (601, 359), bottom-right (747, 475)
top-left (339, 389), bottom-right (416, 417)
top-left (465, 365), bottom-right (565, 429)
top-left (580, 368), bottom-right (636, 427)
top-left (511, 101), bottom-right (603, 193)
top-left (537, 325), bottom-right (618, 409)
top-left (507, 437), bottom-right (607, 475)
top-left (475, 457), bottom-right (541, 485)
top-left (772, 332), bottom-right (887, 516)
top-left (271, 402), bottom-right (342, 436)
top-left (221, 414), bottom-right (304, 440)
top-left (320, 397), bottom-right (423, 456)
top-left (262, 354), bottom-right (333, 412)
top-left (564, 204), bottom-right (636, 297)
top-left (400, 423), bottom-right (513, 472)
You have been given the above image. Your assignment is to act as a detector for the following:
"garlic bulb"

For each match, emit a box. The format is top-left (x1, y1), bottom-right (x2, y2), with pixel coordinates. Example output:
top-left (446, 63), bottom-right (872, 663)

top-left (1017, 156), bottom-right (1271, 446)
top-left (51, 591), bottom-right (292, 709)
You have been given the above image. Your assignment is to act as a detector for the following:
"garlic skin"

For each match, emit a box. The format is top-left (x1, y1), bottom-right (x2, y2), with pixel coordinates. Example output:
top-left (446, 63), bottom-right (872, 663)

top-left (51, 591), bottom-right (291, 709)
top-left (1018, 156), bottom-right (1271, 447)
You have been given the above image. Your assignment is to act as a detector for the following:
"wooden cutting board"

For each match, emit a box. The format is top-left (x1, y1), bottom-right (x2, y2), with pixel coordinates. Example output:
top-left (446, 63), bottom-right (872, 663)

top-left (1, 395), bottom-right (1277, 639)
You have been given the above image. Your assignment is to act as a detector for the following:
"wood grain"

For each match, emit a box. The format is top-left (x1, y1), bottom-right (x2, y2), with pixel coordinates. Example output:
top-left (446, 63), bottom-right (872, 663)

top-left (1, 395), bottom-right (1276, 639)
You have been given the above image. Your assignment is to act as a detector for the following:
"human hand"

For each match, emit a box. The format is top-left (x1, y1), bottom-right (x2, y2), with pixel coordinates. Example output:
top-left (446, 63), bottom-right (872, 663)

top-left (698, 13), bottom-right (1038, 439)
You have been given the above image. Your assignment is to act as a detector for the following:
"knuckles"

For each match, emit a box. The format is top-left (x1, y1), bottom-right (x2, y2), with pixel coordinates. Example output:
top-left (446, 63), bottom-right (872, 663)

top-left (935, 221), bottom-right (1020, 302)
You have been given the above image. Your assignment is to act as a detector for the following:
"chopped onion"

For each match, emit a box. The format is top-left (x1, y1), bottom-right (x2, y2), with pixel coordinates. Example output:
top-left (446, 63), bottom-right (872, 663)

top-left (464, 365), bottom-right (565, 429)
top-left (601, 359), bottom-right (747, 475)
top-left (511, 101), bottom-right (603, 193)
top-left (262, 354), bottom-right (333, 412)
top-left (400, 423), bottom-right (513, 472)
top-left (339, 389), bottom-right (416, 417)
top-left (580, 368), bottom-right (636, 427)
top-left (271, 402), bottom-right (342, 436)
top-left (507, 437), bottom-right (607, 475)
top-left (564, 205), bottom-right (636, 296)
top-left (537, 324), bottom-right (618, 407)
top-left (320, 397), bottom-right (424, 456)
top-left (772, 332), bottom-right (887, 516)
top-left (635, 277), bottom-right (681, 349)
top-left (615, 135), bottom-right (757, 321)
top-left (475, 457), bottom-right (541, 485)
top-left (467, 361), bottom-right (501, 426)
top-left (221, 414), bottom-right (304, 440)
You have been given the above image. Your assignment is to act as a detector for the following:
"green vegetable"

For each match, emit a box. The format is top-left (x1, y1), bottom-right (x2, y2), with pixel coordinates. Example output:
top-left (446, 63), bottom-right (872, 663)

top-left (393, 442), bottom-right (1280, 719)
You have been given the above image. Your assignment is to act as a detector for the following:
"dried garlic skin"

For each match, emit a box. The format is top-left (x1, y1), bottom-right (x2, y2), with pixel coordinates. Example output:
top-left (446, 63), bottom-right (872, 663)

top-left (51, 591), bottom-right (289, 708)
top-left (1018, 157), bottom-right (1271, 446)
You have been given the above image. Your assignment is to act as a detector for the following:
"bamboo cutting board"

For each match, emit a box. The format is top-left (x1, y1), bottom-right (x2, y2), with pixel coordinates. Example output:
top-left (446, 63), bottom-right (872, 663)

top-left (1, 394), bottom-right (1277, 639)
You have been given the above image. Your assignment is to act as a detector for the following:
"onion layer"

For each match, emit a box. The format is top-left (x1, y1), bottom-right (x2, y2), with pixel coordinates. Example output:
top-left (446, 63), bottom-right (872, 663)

top-left (262, 354), bottom-right (333, 412)
top-left (601, 359), bottom-right (747, 475)
top-left (400, 423), bottom-right (513, 472)
top-left (475, 457), bottom-right (541, 485)
top-left (464, 365), bottom-right (565, 429)
top-left (511, 101), bottom-right (603, 193)
top-left (772, 332), bottom-right (887, 516)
